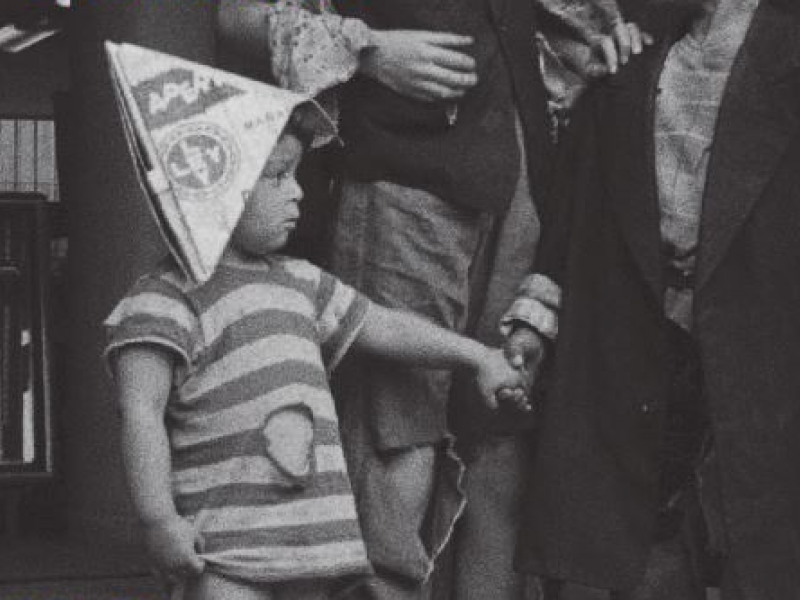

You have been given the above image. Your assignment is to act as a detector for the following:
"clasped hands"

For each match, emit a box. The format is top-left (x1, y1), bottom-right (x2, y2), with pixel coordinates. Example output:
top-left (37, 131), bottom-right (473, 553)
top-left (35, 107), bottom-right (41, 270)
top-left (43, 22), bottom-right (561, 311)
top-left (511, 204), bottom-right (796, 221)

top-left (474, 325), bottom-right (549, 414)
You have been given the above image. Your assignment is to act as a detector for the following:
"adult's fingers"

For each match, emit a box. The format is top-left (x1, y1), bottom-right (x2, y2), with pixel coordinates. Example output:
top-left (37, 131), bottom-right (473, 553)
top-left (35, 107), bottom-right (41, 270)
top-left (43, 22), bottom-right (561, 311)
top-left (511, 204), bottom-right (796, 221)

top-left (611, 21), bottom-right (632, 65)
top-left (497, 388), bottom-right (531, 412)
top-left (410, 79), bottom-right (469, 102)
top-left (483, 389), bottom-right (499, 410)
top-left (599, 35), bottom-right (619, 75)
top-left (503, 329), bottom-right (539, 369)
top-left (627, 22), bottom-right (643, 56)
top-left (423, 64), bottom-right (477, 91)
top-left (504, 339), bottom-right (526, 369)
top-left (510, 389), bottom-right (532, 412)
top-left (497, 387), bottom-right (518, 405)
top-left (424, 44), bottom-right (477, 73)
top-left (412, 31), bottom-right (474, 48)
top-left (559, 41), bottom-right (607, 79)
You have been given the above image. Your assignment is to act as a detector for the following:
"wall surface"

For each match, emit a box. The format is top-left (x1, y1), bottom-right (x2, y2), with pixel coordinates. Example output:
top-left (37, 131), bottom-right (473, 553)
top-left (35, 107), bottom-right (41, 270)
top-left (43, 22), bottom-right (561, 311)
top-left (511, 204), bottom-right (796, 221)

top-left (64, 0), bottom-right (217, 547)
top-left (0, 34), bottom-right (69, 117)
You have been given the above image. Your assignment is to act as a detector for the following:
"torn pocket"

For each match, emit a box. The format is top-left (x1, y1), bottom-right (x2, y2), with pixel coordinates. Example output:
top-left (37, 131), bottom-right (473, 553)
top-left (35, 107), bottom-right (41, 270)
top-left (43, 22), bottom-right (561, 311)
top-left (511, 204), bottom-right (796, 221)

top-left (260, 403), bottom-right (316, 489)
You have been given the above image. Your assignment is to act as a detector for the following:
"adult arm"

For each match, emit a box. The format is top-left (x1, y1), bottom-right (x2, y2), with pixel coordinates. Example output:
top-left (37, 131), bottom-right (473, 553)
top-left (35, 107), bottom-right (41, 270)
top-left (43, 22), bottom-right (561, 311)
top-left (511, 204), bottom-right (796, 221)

top-left (216, 0), bottom-right (478, 102)
top-left (502, 90), bottom-right (601, 375)
top-left (357, 31), bottom-right (477, 102)
top-left (535, 0), bottom-right (652, 75)
top-left (216, 0), bottom-right (371, 95)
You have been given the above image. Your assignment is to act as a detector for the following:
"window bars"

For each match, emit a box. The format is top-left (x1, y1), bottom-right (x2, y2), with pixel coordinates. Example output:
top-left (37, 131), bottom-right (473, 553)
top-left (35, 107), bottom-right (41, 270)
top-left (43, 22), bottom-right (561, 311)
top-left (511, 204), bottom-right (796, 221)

top-left (0, 118), bottom-right (59, 203)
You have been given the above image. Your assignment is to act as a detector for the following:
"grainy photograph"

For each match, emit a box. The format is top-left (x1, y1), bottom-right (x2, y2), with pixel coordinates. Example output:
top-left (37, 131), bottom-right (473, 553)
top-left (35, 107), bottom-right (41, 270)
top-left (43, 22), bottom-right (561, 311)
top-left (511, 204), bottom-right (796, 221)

top-left (0, 0), bottom-right (796, 599)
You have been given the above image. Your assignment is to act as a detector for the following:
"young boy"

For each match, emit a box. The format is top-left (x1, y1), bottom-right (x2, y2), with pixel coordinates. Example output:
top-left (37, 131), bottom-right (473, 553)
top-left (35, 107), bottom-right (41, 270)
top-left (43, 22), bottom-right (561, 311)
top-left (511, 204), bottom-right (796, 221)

top-left (105, 100), bottom-right (528, 600)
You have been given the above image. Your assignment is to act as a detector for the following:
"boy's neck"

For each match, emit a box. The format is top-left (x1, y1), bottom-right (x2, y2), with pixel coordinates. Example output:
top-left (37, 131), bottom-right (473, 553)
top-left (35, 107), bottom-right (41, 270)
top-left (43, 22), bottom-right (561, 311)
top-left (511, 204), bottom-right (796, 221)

top-left (221, 246), bottom-right (272, 269)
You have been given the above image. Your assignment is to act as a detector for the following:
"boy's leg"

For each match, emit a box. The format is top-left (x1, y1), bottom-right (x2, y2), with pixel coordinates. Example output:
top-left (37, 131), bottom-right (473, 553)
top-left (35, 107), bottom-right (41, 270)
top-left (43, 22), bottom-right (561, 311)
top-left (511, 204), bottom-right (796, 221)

top-left (182, 573), bottom-right (273, 600)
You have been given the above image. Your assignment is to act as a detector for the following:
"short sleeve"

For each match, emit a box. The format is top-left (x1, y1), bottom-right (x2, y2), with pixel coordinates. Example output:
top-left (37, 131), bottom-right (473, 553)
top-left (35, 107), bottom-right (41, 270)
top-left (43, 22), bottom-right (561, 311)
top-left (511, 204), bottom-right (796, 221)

top-left (104, 273), bottom-right (201, 375)
top-left (314, 270), bottom-right (370, 372)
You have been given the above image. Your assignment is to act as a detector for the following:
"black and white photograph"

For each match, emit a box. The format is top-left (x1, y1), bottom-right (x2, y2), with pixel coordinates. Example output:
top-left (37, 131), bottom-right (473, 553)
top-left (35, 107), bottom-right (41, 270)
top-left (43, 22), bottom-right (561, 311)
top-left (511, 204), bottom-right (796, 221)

top-left (0, 0), bottom-right (798, 598)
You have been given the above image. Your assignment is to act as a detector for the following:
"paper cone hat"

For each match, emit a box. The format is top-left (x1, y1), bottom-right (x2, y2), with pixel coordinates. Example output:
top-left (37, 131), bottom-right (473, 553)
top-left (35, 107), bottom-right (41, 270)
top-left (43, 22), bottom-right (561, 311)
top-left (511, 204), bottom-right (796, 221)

top-left (106, 42), bottom-right (335, 284)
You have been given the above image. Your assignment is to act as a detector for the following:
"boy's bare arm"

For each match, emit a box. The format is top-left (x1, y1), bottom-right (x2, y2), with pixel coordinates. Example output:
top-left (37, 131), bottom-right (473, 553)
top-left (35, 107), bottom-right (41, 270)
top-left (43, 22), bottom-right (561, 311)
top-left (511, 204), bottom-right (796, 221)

top-left (115, 346), bottom-right (204, 579)
top-left (353, 304), bottom-right (527, 409)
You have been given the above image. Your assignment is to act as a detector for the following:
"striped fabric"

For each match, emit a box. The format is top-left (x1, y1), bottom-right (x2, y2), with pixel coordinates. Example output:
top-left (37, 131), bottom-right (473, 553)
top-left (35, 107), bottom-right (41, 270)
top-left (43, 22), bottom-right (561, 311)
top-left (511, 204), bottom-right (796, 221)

top-left (105, 255), bottom-right (372, 583)
top-left (655, 0), bottom-right (759, 328)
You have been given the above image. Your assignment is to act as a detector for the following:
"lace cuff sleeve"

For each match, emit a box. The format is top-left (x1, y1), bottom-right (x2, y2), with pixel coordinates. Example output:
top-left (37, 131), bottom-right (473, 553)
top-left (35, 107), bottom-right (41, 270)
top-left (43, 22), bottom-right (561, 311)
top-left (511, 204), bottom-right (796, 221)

top-left (266, 0), bottom-right (373, 96)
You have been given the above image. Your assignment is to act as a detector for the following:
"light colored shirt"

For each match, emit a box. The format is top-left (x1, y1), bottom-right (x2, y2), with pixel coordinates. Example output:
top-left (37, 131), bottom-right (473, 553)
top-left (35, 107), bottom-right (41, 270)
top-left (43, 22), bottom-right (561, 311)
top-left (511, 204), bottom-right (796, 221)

top-left (502, 0), bottom-right (762, 341)
top-left (656, 0), bottom-right (759, 328)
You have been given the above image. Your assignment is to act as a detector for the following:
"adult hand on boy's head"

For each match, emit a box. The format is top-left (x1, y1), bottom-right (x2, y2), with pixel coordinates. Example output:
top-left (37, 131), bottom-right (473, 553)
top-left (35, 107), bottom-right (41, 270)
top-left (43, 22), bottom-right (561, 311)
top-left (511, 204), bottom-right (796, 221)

top-left (359, 30), bottom-right (478, 102)
top-left (143, 515), bottom-right (205, 584)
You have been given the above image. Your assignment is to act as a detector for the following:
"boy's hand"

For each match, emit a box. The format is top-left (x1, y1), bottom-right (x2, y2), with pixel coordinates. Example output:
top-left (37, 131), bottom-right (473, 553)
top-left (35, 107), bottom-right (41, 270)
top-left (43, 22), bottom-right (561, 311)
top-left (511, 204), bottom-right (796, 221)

top-left (143, 516), bottom-right (205, 584)
top-left (497, 385), bottom-right (533, 413)
top-left (474, 348), bottom-right (530, 410)
top-left (359, 30), bottom-right (478, 102)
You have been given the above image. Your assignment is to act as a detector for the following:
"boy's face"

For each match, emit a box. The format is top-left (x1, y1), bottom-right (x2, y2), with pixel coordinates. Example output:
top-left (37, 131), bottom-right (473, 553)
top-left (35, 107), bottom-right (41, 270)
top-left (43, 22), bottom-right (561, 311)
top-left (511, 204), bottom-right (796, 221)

top-left (232, 133), bottom-right (304, 257)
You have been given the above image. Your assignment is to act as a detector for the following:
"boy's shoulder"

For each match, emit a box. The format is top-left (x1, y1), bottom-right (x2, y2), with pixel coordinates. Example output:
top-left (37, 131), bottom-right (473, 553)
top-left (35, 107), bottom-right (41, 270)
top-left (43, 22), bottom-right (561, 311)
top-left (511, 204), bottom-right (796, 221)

top-left (105, 257), bottom-right (199, 338)
top-left (110, 258), bottom-right (192, 309)
top-left (132, 256), bottom-right (194, 293)
top-left (270, 254), bottom-right (326, 286)
top-left (107, 257), bottom-right (200, 326)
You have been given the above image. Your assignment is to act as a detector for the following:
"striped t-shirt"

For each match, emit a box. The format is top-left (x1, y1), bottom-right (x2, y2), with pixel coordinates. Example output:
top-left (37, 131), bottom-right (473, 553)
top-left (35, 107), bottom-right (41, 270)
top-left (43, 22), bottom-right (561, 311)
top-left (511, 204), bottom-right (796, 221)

top-left (105, 254), bottom-right (372, 583)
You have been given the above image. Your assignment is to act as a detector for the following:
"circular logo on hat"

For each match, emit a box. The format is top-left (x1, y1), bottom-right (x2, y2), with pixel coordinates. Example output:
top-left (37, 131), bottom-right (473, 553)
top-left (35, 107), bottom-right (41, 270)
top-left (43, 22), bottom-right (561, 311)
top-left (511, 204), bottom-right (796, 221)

top-left (160, 122), bottom-right (239, 196)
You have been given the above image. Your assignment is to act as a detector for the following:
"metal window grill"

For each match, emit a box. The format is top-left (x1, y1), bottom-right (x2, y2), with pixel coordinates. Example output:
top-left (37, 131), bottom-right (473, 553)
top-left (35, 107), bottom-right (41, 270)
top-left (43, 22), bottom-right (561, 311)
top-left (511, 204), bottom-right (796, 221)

top-left (0, 195), bottom-right (53, 480)
top-left (0, 117), bottom-right (61, 480)
top-left (0, 118), bottom-right (59, 203)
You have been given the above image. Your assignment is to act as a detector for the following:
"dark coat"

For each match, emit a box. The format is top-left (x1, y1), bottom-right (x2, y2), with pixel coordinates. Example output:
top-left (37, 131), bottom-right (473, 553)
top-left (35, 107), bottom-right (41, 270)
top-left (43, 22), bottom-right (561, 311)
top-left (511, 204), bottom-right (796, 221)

top-left (334, 0), bottom-right (553, 214)
top-left (517, 2), bottom-right (800, 596)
